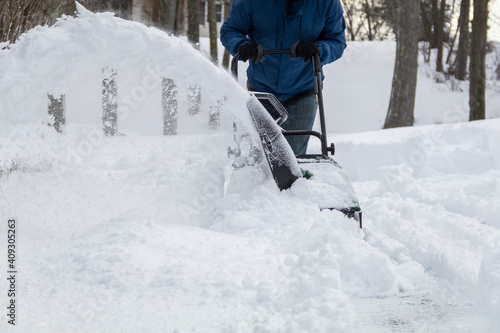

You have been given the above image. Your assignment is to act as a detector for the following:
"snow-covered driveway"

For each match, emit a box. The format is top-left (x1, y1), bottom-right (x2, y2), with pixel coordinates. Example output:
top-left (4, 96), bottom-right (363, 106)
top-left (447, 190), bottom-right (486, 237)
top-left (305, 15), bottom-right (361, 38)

top-left (1, 119), bottom-right (499, 332)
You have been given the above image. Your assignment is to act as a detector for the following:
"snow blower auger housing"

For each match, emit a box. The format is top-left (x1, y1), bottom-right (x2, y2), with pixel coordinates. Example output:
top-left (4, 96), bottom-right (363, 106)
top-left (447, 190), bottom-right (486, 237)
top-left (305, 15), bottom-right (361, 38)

top-left (232, 50), bottom-right (362, 228)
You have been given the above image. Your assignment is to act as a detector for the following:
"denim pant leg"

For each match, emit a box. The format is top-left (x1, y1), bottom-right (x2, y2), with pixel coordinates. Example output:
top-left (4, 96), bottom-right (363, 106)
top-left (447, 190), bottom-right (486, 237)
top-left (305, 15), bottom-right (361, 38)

top-left (263, 94), bottom-right (318, 156)
top-left (282, 94), bottom-right (318, 155)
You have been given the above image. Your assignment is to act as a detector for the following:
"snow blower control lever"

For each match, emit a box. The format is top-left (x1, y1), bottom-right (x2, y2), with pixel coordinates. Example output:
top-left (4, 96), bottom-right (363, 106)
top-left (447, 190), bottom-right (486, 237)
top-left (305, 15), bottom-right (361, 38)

top-left (231, 49), bottom-right (335, 157)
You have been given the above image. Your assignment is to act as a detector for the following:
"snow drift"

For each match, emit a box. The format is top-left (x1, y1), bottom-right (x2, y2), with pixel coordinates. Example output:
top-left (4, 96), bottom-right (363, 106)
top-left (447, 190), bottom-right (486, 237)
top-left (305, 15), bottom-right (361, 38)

top-left (0, 3), bottom-right (252, 138)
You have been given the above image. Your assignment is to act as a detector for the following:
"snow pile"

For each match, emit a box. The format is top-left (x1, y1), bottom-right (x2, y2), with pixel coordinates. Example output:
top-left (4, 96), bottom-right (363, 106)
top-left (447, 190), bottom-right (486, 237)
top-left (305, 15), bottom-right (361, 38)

top-left (0, 3), bottom-right (250, 138)
top-left (328, 119), bottom-right (500, 325)
top-left (332, 120), bottom-right (500, 228)
top-left (0, 5), bottom-right (500, 332)
top-left (0, 6), bottom-right (368, 332)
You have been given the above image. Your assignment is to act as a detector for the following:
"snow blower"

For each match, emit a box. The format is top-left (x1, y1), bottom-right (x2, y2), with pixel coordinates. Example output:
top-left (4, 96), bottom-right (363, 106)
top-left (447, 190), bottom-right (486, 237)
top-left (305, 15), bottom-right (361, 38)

top-left (231, 50), bottom-right (362, 228)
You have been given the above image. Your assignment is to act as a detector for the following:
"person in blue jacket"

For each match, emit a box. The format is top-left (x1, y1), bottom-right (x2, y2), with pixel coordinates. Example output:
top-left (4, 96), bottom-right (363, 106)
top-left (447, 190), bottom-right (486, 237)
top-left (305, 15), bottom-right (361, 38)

top-left (220, 0), bottom-right (347, 156)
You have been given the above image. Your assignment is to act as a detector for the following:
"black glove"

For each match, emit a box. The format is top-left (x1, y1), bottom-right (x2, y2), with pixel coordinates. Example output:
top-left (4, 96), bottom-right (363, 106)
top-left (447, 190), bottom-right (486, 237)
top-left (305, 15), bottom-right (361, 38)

top-left (290, 40), bottom-right (319, 62)
top-left (238, 43), bottom-right (265, 63)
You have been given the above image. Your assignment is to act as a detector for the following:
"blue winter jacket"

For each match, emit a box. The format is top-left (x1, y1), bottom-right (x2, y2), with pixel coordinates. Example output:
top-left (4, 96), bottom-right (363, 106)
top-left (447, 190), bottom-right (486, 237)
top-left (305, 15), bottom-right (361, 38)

top-left (220, 0), bottom-right (346, 102)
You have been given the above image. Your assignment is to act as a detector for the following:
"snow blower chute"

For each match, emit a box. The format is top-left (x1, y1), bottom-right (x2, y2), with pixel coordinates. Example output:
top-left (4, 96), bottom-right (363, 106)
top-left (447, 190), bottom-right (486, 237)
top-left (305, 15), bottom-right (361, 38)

top-left (232, 50), bottom-right (362, 228)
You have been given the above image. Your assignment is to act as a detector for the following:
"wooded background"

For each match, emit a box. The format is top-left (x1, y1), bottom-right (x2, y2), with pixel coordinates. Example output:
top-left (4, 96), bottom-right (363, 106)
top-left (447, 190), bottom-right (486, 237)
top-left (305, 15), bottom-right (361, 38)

top-left (0, 0), bottom-right (498, 127)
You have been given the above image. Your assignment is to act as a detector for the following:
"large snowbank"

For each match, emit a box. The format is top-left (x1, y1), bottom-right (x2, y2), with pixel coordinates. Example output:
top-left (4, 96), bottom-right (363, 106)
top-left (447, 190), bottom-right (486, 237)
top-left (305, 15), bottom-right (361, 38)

top-left (331, 120), bottom-right (500, 328)
top-left (0, 3), bottom-right (251, 138)
top-left (0, 4), bottom-right (499, 332)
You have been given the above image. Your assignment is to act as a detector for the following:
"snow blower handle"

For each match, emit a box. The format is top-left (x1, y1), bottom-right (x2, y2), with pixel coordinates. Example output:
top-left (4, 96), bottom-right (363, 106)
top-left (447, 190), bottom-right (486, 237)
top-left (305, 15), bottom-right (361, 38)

top-left (231, 50), bottom-right (333, 156)
top-left (312, 53), bottom-right (322, 94)
top-left (310, 53), bottom-right (334, 156)
top-left (231, 50), bottom-right (292, 127)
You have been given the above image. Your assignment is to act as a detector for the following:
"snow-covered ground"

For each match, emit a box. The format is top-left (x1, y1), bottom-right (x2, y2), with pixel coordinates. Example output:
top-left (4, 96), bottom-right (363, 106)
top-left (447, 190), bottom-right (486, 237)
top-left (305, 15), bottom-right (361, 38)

top-left (1, 5), bottom-right (500, 332)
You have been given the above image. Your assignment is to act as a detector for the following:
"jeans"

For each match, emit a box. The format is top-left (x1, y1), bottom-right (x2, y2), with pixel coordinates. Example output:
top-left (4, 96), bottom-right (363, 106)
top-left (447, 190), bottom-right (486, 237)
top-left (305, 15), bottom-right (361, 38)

top-left (266, 94), bottom-right (318, 156)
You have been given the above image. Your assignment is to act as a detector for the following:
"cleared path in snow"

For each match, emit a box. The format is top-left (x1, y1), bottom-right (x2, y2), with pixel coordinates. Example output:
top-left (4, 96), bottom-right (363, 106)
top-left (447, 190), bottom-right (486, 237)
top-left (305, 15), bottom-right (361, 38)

top-left (329, 120), bottom-right (500, 332)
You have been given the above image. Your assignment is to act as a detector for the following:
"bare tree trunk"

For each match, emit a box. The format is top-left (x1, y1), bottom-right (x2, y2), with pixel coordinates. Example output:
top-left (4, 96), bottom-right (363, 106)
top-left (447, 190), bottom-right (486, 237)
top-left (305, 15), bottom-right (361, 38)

top-left (173, 0), bottom-right (185, 35)
top-left (110, 0), bottom-right (133, 19)
top-left (207, 0), bottom-right (218, 63)
top-left (221, 0), bottom-right (232, 69)
top-left (143, 0), bottom-right (161, 24)
top-left (364, 0), bottom-right (374, 41)
top-left (421, 2), bottom-right (433, 62)
top-left (469, 0), bottom-right (489, 121)
top-left (342, 0), bottom-right (357, 41)
top-left (158, 0), bottom-right (177, 32)
top-left (455, 0), bottom-right (470, 80)
top-left (187, 0), bottom-right (199, 48)
top-left (436, 0), bottom-right (446, 72)
top-left (384, 0), bottom-right (420, 129)
top-left (446, 21), bottom-right (459, 65)
top-left (445, 0), bottom-right (459, 65)
top-left (431, 0), bottom-right (439, 48)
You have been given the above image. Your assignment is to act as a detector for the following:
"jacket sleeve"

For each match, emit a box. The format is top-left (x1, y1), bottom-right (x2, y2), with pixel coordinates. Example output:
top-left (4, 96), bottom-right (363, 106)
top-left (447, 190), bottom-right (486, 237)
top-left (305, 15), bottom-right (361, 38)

top-left (316, 0), bottom-right (347, 65)
top-left (220, 0), bottom-right (253, 56)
